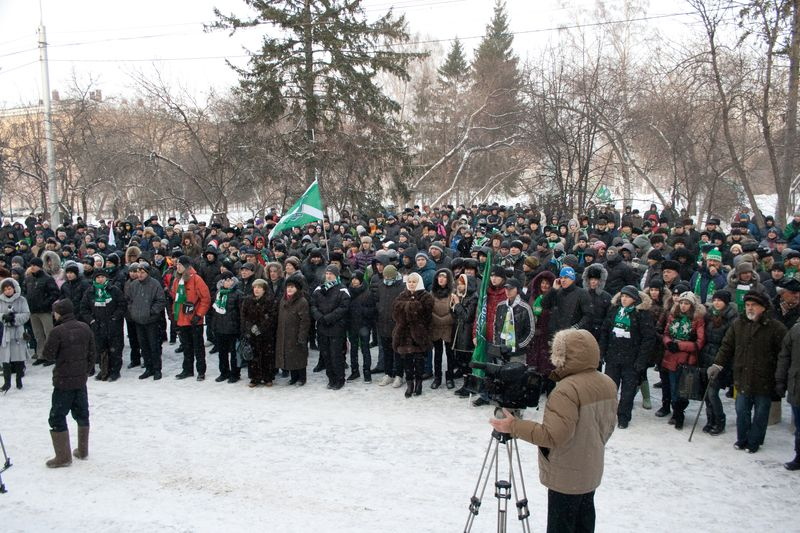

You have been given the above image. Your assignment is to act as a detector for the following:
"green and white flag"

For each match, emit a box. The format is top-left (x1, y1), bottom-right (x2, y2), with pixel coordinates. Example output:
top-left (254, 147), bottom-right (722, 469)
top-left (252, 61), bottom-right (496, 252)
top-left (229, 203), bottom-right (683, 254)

top-left (596, 185), bottom-right (613, 203)
top-left (268, 180), bottom-right (325, 240)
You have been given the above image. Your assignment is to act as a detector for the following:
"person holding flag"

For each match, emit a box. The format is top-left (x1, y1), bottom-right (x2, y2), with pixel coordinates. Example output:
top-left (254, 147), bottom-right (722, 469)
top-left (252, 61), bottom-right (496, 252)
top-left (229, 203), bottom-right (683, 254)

top-left (470, 260), bottom-right (508, 407)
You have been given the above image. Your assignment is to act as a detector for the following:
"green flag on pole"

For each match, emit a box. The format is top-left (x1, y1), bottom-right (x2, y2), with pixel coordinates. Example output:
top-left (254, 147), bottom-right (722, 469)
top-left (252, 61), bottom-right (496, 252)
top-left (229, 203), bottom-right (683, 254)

top-left (471, 250), bottom-right (494, 377)
top-left (268, 180), bottom-right (325, 240)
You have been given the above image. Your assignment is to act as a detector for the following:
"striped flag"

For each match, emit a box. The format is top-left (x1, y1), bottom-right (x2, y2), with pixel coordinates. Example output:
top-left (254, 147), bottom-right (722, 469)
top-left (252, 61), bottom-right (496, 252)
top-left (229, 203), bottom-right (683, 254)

top-left (268, 180), bottom-right (325, 240)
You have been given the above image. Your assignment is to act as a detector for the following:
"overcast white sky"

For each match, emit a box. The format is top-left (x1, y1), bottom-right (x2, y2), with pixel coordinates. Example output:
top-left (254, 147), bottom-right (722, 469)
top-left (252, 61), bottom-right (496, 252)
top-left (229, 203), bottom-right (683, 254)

top-left (0, 0), bottom-right (702, 107)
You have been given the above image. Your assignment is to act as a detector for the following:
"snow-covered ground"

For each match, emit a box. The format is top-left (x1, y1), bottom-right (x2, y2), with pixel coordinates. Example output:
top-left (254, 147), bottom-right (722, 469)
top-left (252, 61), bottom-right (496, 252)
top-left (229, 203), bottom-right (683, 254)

top-left (2, 342), bottom-right (798, 533)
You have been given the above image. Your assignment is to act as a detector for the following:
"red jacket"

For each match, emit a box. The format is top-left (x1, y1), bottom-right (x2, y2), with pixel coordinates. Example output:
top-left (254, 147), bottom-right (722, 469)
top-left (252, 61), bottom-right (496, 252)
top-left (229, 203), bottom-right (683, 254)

top-left (661, 306), bottom-right (706, 372)
top-left (169, 268), bottom-right (211, 327)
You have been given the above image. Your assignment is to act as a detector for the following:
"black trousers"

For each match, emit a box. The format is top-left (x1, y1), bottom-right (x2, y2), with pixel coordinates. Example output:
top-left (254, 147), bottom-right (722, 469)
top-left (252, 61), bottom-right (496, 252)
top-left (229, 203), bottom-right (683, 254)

top-left (126, 317), bottom-right (141, 364)
top-left (547, 489), bottom-right (596, 533)
top-left (96, 319), bottom-right (124, 376)
top-left (605, 360), bottom-right (638, 424)
top-left (178, 324), bottom-right (206, 375)
top-left (659, 367), bottom-right (672, 410)
top-left (49, 386), bottom-right (89, 432)
top-left (318, 333), bottom-right (346, 384)
top-left (432, 339), bottom-right (455, 379)
top-left (380, 335), bottom-right (403, 378)
top-left (135, 322), bottom-right (162, 372)
top-left (216, 332), bottom-right (239, 378)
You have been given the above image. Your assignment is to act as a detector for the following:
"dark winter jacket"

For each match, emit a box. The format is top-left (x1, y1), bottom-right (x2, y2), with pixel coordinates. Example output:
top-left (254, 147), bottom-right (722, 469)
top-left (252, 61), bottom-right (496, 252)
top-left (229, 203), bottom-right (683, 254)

top-left (699, 303), bottom-right (738, 369)
top-left (275, 292), bottom-right (310, 371)
top-left (59, 276), bottom-right (90, 318)
top-left (79, 280), bottom-right (127, 334)
top-left (42, 312), bottom-right (96, 390)
top-left (126, 274), bottom-right (166, 325)
top-left (311, 281), bottom-right (350, 337)
top-left (582, 265), bottom-right (612, 341)
top-left (453, 274), bottom-right (478, 353)
top-left (24, 269), bottom-right (60, 313)
top-left (603, 255), bottom-right (640, 296)
top-left (715, 311), bottom-right (787, 397)
top-left (541, 283), bottom-right (593, 335)
top-left (347, 283), bottom-right (376, 332)
top-left (599, 291), bottom-right (655, 372)
top-left (416, 257), bottom-right (436, 291)
top-left (776, 322), bottom-right (800, 406)
top-left (211, 278), bottom-right (242, 335)
top-left (373, 275), bottom-right (405, 338)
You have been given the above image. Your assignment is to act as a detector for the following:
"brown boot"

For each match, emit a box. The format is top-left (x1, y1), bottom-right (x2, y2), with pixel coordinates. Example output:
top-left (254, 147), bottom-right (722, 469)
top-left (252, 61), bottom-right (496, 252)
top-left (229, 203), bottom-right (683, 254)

top-left (73, 426), bottom-right (89, 460)
top-left (46, 430), bottom-right (73, 468)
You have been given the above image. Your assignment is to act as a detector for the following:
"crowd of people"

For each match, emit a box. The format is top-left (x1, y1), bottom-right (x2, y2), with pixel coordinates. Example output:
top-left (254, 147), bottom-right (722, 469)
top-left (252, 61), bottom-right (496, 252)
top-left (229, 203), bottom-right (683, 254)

top-left (2, 202), bottom-right (800, 469)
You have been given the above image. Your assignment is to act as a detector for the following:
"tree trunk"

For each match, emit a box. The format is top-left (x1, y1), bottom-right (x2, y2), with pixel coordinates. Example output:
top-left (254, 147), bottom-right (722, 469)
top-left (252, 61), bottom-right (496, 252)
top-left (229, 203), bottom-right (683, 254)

top-left (781, 0), bottom-right (800, 224)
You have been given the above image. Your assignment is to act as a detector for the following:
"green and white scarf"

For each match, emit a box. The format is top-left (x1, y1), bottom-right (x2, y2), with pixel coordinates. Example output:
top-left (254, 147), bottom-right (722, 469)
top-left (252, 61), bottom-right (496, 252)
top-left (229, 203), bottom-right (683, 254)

top-left (694, 275), bottom-right (715, 302)
top-left (532, 294), bottom-right (544, 317)
top-left (611, 305), bottom-right (634, 338)
top-left (173, 278), bottom-right (186, 321)
top-left (734, 282), bottom-right (750, 313)
top-left (93, 280), bottom-right (112, 305)
top-left (323, 279), bottom-right (339, 291)
top-left (212, 287), bottom-right (232, 315)
top-left (668, 314), bottom-right (692, 341)
top-left (500, 300), bottom-right (516, 351)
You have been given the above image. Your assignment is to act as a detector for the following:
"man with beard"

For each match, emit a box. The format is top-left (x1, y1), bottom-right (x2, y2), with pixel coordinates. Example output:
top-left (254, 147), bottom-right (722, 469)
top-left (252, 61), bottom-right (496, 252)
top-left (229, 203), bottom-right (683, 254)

top-left (709, 291), bottom-right (787, 453)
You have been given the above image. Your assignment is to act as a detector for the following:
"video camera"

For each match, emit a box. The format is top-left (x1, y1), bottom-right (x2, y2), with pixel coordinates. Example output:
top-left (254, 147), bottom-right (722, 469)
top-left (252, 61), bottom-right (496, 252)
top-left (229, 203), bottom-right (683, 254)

top-left (464, 345), bottom-right (541, 410)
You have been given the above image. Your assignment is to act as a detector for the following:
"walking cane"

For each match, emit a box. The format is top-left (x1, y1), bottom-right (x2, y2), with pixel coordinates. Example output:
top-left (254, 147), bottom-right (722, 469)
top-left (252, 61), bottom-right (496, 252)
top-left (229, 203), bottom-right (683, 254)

top-left (689, 378), bottom-right (714, 442)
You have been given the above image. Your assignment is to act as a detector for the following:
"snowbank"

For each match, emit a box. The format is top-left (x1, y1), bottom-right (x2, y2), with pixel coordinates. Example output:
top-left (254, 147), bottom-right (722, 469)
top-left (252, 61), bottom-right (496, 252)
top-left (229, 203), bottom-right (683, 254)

top-left (2, 343), bottom-right (797, 532)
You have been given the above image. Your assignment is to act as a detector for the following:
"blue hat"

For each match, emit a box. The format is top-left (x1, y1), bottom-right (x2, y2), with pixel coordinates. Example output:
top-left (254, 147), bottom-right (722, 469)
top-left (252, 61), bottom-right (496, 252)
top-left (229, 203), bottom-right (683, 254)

top-left (559, 267), bottom-right (576, 280)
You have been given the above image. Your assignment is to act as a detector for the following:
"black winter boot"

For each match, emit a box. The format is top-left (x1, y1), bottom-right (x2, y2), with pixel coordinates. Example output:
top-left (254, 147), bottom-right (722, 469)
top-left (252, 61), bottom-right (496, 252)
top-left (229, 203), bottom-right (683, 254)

top-left (655, 403), bottom-right (671, 418)
top-left (1, 365), bottom-right (10, 393)
top-left (703, 411), bottom-right (716, 433)
top-left (405, 380), bottom-right (414, 398)
top-left (785, 440), bottom-right (800, 471)
top-left (709, 416), bottom-right (726, 436)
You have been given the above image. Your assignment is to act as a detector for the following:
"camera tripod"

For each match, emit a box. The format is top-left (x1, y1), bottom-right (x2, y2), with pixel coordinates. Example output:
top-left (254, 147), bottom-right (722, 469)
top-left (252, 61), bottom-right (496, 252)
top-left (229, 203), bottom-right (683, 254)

top-left (0, 432), bottom-right (11, 493)
top-left (464, 408), bottom-right (531, 533)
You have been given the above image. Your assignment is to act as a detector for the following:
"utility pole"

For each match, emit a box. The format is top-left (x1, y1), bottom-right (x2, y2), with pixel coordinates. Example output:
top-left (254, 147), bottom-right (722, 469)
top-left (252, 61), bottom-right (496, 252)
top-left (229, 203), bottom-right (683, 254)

top-left (38, 1), bottom-right (60, 228)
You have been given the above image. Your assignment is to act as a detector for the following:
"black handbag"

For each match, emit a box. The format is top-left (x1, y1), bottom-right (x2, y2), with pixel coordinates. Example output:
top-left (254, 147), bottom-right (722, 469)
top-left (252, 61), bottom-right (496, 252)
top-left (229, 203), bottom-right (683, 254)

top-left (236, 338), bottom-right (254, 363)
top-left (677, 364), bottom-right (704, 401)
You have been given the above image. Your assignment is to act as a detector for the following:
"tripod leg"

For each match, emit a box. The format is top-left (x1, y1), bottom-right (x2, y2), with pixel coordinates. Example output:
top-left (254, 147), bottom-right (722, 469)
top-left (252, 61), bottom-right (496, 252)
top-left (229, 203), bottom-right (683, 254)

top-left (464, 436), bottom-right (500, 533)
top-left (509, 440), bottom-right (532, 533)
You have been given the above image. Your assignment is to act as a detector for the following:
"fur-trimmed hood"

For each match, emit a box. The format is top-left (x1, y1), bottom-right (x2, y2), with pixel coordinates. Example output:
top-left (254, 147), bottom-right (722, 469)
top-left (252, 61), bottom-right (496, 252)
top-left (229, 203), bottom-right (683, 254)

top-left (549, 329), bottom-right (601, 380)
top-left (668, 292), bottom-right (707, 320)
top-left (125, 246), bottom-right (142, 264)
top-left (581, 264), bottom-right (608, 294)
top-left (610, 289), bottom-right (652, 311)
top-left (42, 250), bottom-right (61, 275)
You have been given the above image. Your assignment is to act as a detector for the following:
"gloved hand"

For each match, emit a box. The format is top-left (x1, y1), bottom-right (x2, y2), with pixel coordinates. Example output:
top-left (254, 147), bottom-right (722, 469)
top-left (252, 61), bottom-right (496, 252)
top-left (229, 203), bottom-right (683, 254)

top-left (666, 341), bottom-right (680, 353)
top-left (251, 324), bottom-right (261, 336)
top-left (688, 331), bottom-right (697, 342)
top-left (2, 312), bottom-right (14, 325)
top-left (190, 315), bottom-right (201, 326)
top-left (707, 364), bottom-right (722, 381)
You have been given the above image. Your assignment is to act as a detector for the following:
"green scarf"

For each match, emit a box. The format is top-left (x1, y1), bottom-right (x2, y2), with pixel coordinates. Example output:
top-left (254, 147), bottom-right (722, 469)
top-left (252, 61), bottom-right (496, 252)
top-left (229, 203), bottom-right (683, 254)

top-left (694, 275), bottom-right (715, 302)
top-left (93, 280), bottom-right (112, 305)
top-left (173, 278), bottom-right (186, 321)
top-left (323, 279), bottom-right (339, 291)
top-left (533, 294), bottom-right (544, 317)
top-left (213, 287), bottom-right (232, 315)
top-left (613, 305), bottom-right (635, 332)
top-left (734, 282), bottom-right (750, 313)
top-left (668, 314), bottom-right (692, 341)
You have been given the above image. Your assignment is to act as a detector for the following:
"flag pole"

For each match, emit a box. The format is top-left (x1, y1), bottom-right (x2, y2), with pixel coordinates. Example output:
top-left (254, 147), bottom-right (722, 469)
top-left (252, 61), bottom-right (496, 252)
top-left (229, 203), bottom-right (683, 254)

top-left (316, 172), bottom-right (330, 262)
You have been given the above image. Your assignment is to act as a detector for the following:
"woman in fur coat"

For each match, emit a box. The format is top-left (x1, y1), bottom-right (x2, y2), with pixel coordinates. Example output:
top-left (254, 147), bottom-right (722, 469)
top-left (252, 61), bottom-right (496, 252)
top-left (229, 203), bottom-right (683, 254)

top-left (275, 275), bottom-right (310, 386)
top-left (392, 272), bottom-right (434, 398)
top-left (240, 278), bottom-right (278, 387)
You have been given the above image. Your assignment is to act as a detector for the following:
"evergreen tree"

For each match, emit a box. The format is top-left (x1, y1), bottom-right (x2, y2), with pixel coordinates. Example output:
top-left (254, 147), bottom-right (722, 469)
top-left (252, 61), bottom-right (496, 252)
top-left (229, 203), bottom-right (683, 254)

top-left (438, 38), bottom-right (470, 88)
top-left (212, 0), bottom-right (423, 187)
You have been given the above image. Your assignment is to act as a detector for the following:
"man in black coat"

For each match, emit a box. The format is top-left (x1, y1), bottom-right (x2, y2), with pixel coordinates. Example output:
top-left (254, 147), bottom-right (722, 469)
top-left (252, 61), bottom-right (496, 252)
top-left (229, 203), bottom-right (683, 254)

top-left (25, 257), bottom-right (61, 366)
top-left (80, 270), bottom-right (127, 382)
top-left (541, 267), bottom-right (593, 335)
top-left (43, 299), bottom-right (96, 468)
top-left (126, 264), bottom-right (167, 380)
top-left (310, 265), bottom-right (351, 390)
